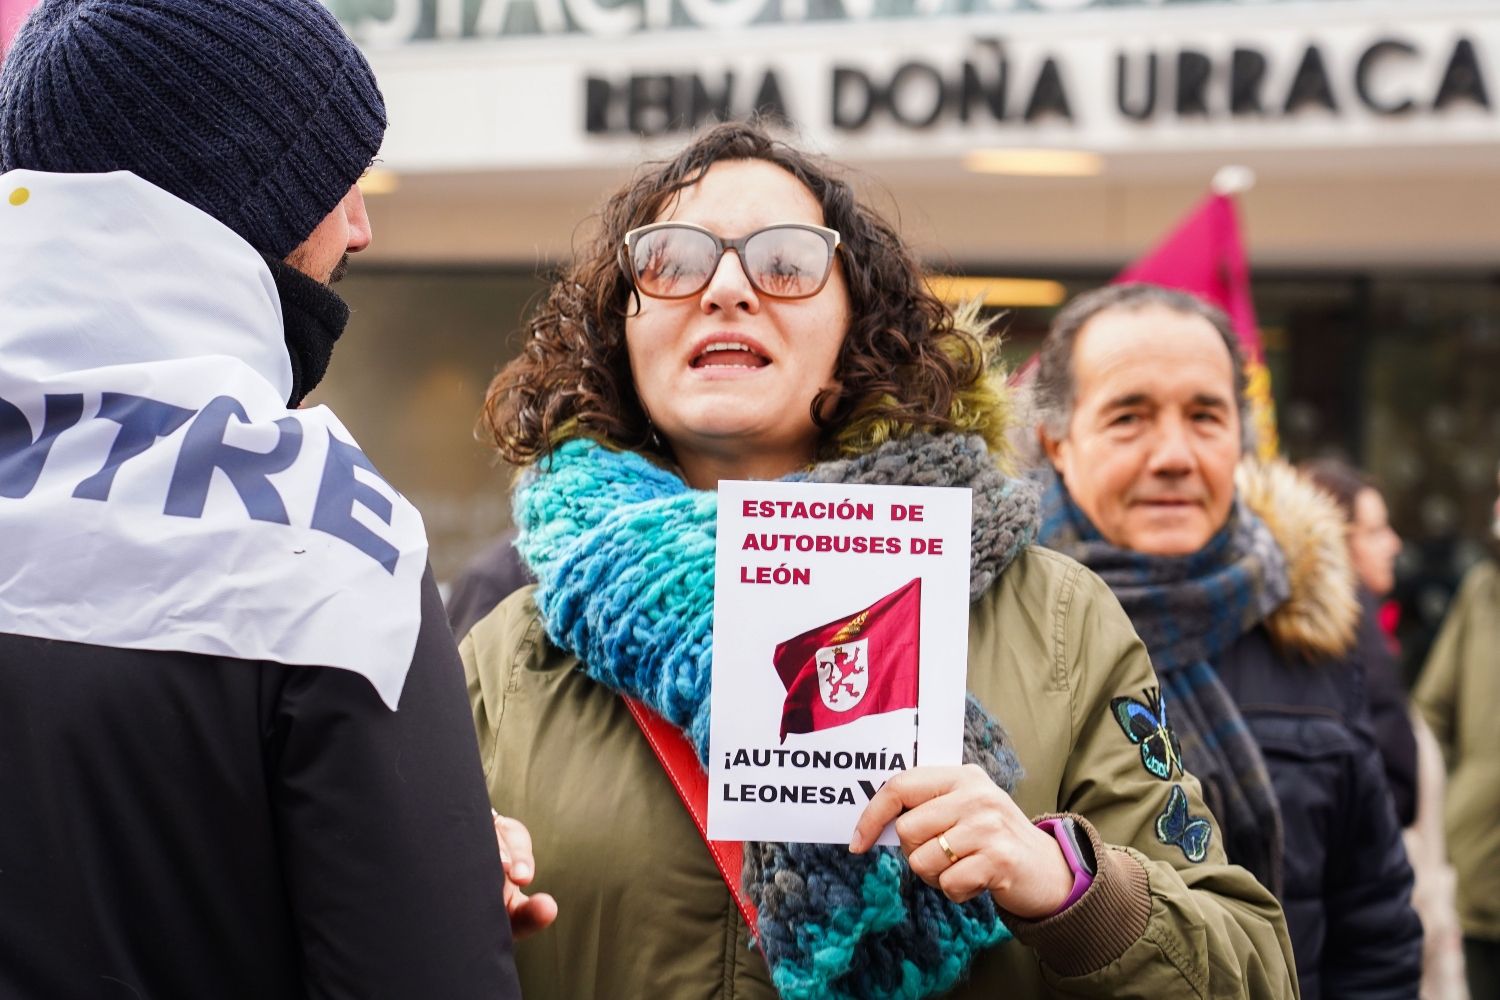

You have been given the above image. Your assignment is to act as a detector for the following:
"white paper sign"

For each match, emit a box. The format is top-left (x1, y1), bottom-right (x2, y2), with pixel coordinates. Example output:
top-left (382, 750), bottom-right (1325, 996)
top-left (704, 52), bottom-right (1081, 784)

top-left (708, 480), bottom-right (972, 844)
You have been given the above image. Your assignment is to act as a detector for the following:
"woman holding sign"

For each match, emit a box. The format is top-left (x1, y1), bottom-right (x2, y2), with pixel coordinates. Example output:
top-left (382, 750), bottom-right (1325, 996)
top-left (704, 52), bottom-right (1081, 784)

top-left (463, 120), bottom-right (1297, 999)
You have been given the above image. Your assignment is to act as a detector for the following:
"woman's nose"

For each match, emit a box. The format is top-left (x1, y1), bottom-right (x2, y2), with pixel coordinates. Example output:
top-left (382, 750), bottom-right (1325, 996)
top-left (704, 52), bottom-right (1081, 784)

top-left (699, 249), bottom-right (758, 314)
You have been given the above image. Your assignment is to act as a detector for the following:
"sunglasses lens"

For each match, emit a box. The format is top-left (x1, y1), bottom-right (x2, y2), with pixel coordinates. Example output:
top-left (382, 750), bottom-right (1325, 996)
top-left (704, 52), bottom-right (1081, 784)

top-left (743, 228), bottom-right (832, 298)
top-left (630, 227), bottom-right (719, 297)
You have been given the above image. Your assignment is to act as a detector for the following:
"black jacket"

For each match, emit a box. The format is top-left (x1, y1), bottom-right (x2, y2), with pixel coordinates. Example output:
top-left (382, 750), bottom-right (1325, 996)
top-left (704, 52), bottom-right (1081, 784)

top-left (1354, 590), bottom-right (1419, 827)
top-left (1216, 626), bottom-right (1422, 1000)
top-left (446, 529), bottom-right (532, 641)
top-left (0, 568), bottom-right (522, 1000)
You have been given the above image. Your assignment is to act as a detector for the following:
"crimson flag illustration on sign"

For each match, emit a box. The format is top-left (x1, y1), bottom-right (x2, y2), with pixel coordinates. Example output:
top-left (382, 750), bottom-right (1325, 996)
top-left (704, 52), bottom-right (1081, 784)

top-left (772, 578), bottom-right (921, 742)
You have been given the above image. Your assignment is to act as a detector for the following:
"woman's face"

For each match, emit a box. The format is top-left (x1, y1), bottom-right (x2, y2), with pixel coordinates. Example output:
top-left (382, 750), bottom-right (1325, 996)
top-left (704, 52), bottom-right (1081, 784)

top-left (1349, 487), bottom-right (1401, 597)
top-left (624, 159), bottom-right (851, 488)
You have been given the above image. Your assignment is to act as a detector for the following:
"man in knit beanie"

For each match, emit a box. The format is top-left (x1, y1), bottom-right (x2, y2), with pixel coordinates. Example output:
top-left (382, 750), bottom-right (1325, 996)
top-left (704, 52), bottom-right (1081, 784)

top-left (1, 0), bottom-right (388, 400)
top-left (0, 3), bottom-right (536, 996)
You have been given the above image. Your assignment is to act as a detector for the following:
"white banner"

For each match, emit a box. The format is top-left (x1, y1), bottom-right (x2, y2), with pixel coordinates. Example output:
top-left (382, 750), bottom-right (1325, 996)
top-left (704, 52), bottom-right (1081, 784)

top-left (0, 171), bottom-right (428, 709)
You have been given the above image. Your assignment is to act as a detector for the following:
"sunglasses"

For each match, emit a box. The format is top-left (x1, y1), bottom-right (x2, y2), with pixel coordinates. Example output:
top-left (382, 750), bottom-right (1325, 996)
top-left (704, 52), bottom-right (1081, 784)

top-left (621, 222), bottom-right (842, 301)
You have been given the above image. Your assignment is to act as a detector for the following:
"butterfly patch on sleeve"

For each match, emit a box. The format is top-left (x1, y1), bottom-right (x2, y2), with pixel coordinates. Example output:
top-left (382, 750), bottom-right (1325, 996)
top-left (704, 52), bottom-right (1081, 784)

top-left (1109, 686), bottom-right (1183, 781)
top-left (1156, 784), bottom-right (1212, 863)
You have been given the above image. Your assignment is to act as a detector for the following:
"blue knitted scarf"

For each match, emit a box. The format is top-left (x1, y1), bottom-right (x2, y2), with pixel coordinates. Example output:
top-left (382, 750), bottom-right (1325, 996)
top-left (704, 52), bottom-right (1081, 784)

top-left (515, 432), bottom-right (1040, 1000)
top-left (1034, 470), bottom-right (1289, 895)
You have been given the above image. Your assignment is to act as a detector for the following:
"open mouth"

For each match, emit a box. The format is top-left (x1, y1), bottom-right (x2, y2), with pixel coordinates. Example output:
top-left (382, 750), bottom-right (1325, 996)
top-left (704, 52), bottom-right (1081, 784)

top-left (690, 342), bottom-right (771, 369)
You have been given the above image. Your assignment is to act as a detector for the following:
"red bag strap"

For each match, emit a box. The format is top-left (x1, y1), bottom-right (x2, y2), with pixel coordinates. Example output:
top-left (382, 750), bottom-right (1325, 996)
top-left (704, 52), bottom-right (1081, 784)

top-left (623, 696), bottom-right (759, 938)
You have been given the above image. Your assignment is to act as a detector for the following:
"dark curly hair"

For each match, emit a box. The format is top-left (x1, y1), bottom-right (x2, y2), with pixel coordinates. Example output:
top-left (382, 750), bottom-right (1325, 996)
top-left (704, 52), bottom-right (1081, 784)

top-left (482, 119), bottom-right (1004, 466)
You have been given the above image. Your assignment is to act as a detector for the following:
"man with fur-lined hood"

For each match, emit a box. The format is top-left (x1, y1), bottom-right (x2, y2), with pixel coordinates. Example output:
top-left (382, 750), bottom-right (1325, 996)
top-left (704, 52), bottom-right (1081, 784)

top-left (1031, 283), bottom-right (1422, 999)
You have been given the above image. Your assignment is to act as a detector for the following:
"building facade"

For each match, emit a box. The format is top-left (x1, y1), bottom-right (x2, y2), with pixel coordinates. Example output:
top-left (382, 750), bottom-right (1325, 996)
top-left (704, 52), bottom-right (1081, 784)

top-left (308, 0), bottom-right (1497, 666)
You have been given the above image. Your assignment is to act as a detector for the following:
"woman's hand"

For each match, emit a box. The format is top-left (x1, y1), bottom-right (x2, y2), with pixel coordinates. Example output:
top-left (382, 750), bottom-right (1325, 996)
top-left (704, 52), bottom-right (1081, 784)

top-left (848, 764), bottom-right (1075, 920)
top-left (493, 811), bottom-right (560, 938)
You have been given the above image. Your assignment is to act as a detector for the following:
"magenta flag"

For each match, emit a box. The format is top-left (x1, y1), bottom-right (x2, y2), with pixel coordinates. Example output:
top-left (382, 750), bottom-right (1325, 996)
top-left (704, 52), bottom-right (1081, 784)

top-left (1112, 190), bottom-right (1278, 458)
top-left (1006, 191), bottom-right (1262, 382)
top-left (1006, 179), bottom-right (1278, 455)
top-left (1113, 192), bottom-right (1264, 364)
top-left (1, 0), bottom-right (40, 56)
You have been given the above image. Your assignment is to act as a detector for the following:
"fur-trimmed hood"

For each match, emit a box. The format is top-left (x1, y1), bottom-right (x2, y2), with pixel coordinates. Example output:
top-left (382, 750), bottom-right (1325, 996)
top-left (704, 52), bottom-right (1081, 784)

top-left (829, 300), bottom-right (1018, 467)
top-left (1236, 457), bottom-right (1359, 661)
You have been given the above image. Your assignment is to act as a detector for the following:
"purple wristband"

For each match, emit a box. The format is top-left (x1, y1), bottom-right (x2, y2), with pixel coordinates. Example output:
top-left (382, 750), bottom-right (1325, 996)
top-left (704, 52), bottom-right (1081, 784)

top-left (1035, 816), bottom-right (1095, 915)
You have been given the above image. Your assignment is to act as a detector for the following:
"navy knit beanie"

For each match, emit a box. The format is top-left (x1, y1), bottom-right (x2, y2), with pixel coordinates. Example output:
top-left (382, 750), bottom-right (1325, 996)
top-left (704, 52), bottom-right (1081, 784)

top-left (0, 0), bottom-right (386, 259)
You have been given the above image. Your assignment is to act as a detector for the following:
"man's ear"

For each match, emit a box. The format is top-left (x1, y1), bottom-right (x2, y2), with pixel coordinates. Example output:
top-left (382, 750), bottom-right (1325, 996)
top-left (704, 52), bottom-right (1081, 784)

top-left (1038, 425), bottom-right (1067, 475)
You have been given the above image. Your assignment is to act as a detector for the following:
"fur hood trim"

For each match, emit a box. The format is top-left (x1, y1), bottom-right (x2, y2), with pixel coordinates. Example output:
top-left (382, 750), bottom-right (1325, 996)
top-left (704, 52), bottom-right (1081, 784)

top-left (1236, 457), bottom-right (1359, 661)
top-left (829, 300), bottom-right (1017, 469)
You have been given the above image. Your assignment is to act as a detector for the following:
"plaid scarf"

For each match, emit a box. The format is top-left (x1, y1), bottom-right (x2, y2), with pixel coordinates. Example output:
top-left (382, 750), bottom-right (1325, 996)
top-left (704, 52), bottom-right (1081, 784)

top-left (1036, 471), bottom-right (1288, 895)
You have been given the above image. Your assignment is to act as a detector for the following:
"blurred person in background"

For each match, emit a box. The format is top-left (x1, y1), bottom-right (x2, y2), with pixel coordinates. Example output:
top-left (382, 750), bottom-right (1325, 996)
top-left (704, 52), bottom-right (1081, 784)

top-left (0, 1), bottom-right (537, 995)
top-left (446, 527), bottom-right (531, 639)
top-left (1415, 461), bottom-right (1500, 1000)
top-left (1303, 457), bottom-right (1467, 999)
top-left (1299, 458), bottom-right (1417, 825)
top-left (1033, 283), bottom-right (1422, 999)
top-left (463, 120), bottom-right (1298, 1000)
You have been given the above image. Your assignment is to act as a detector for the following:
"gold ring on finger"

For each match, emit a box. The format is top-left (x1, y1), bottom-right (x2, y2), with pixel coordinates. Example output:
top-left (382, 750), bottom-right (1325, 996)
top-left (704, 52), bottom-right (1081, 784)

top-left (937, 832), bottom-right (960, 865)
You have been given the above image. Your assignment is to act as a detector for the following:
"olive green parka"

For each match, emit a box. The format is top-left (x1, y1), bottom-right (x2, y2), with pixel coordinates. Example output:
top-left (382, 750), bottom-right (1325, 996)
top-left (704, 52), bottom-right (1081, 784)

top-left (463, 544), bottom-right (1298, 999)
top-left (1414, 557), bottom-right (1500, 941)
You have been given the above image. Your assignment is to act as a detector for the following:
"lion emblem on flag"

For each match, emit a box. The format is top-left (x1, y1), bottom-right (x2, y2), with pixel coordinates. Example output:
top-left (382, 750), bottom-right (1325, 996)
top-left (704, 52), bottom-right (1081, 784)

top-left (815, 638), bottom-right (869, 712)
